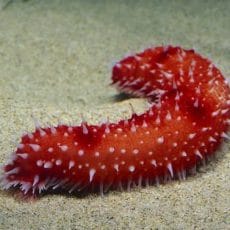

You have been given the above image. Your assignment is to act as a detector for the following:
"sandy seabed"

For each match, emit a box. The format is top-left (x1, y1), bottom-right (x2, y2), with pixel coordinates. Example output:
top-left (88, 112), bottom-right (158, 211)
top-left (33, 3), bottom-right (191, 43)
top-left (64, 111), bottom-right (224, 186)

top-left (0, 0), bottom-right (229, 229)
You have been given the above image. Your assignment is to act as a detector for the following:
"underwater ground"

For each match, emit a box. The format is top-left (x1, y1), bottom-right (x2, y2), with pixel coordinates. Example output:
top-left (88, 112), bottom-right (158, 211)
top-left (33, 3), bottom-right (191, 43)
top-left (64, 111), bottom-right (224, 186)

top-left (0, 0), bottom-right (229, 229)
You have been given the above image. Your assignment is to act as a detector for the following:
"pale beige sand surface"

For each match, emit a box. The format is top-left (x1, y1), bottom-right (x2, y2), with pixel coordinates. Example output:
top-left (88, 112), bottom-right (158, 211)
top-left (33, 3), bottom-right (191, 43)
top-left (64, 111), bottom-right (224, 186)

top-left (0, 0), bottom-right (229, 229)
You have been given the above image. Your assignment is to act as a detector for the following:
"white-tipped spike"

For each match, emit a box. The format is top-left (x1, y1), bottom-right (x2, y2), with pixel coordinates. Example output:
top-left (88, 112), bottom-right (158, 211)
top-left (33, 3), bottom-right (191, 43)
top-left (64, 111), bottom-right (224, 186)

top-left (33, 175), bottom-right (40, 186)
top-left (105, 125), bottom-right (110, 134)
top-left (82, 122), bottom-right (89, 135)
top-left (68, 183), bottom-right (81, 194)
top-left (69, 161), bottom-right (75, 169)
top-left (114, 164), bottom-right (119, 172)
top-left (52, 178), bottom-right (69, 190)
top-left (29, 144), bottom-right (41, 152)
top-left (175, 92), bottom-right (180, 101)
top-left (195, 86), bottom-right (201, 94)
top-left (191, 59), bottom-right (196, 67)
top-left (156, 115), bottom-right (161, 124)
top-left (115, 63), bottom-right (122, 68)
top-left (69, 182), bottom-right (81, 193)
top-left (172, 79), bottom-right (177, 89)
top-left (109, 147), bottom-right (115, 153)
top-left (129, 165), bottom-right (135, 172)
top-left (2, 180), bottom-right (20, 190)
top-left (201, 127), bottom-right (209, 132)
top-left (28, 133), bottom-right (34, 139)
top-left (181, 170), bottom-right (186, 180)
top-left (48, 147), bottom-right (54, 153)
top-left (17, 153), bottom-right (28, 159)
top-left (64, 132), bottom-right (69, 137)
top-left (211, 110), bottom-right (220, 117)
top-left (59, 145), bottom-right (68, 152)
top-left (221, 108), bottom-right (229, 114)
top-left (151, 159), bottom-right (157, 167)
top-left (175, 102), bottom-right (179, 111)
top-left (209, 136), bottom-right (217, 142)
top-left (193, 99), bottom-right (199, 108)
top-left (142, 120), bottom-right (148, 128)
top-left (181, 151), bottom-right (187, 157)
top-left (157, 136), bottom-right (164, 144)
top-left (68, 127), bottom-right (73, 133)
top-left (44, 161), bottom-right (53, 169)
top-left (7, 153), bottom-right (17, 165)
top-left (50, 126), bottom-right (57, 134)
top-left (127, 179), bottom-right (132, 191)
top-left (167, 163), bottom-right (174, 178)
top-left (5, 167), bottom-right (20, 175)
top-left (125, 64), bottom-right (132, 69)
top-left (78, 149), bottom-right (84, 156)
top-left (38, 182), bottom-right (46, 193)
top-left (221, 132), bottom-right (230, 140)
top-left (156, 62), bottom-right (164, 68)
top-left (99, 182), bottom-right (104, 197)
top-left (134, 55), bottom-right (142, 61)
top-left (89, 169), bottom-right (96, 183)
top-left (188, 133), bottom-right (196, 139)
top-left (36, 160), bottom-right (43, 167)
top-left (105, 118), bottom-right (110, 134)
top-left (21, 182), bottom-right (32, 194)
top-left (148, 109), bottom-right (154, 116)
top-left (17, 144), bottom-right (25, 149)
top-left (39, 128), bottom-right (46, 137)
top-left (131, 123), bottom-right (137, 132)
top-left (166, 111), bottom-right (172, 121)
top-left (138, 175), bottom-right (143, 187)
top-left (208, 78), bottom-right (215, 85)
top-left (161, 70), bottom-right (173, 79)
top-left (195, 150), bottom-right (203, 159)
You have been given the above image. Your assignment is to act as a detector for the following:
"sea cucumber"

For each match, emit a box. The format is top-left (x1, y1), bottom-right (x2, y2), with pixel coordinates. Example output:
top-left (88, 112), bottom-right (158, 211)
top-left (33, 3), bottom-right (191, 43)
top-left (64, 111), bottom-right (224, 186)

top-left (0, 46), bottom-right (229, 196)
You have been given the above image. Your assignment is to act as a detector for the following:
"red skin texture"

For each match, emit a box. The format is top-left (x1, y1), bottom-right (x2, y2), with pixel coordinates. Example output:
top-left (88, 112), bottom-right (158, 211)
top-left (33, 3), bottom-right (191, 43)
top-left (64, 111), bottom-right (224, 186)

top-left (1, 46), bottom-right (230, 195)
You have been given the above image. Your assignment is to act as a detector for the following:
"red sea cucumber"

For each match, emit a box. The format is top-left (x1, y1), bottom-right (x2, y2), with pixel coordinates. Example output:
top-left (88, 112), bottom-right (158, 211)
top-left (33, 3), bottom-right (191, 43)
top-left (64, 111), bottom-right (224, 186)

top-left (0, 46), bottom-right (229, 196)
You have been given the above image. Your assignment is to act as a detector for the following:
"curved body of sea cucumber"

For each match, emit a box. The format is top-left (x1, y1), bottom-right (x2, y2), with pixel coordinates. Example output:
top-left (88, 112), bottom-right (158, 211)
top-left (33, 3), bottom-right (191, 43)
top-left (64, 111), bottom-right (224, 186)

top-left (0, 46), bottom-right (229, 195)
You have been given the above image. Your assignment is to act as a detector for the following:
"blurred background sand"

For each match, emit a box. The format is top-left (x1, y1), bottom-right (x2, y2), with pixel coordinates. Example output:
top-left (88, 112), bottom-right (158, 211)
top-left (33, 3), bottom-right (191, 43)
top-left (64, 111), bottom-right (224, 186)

top-left (0, 0), bottom-right (229, 229)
